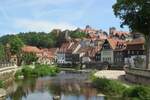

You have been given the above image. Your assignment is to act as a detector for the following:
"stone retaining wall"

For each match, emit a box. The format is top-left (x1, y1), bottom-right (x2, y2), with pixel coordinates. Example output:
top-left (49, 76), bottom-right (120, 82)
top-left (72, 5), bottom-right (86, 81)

top-left (125, 68), bottom-right (150, 85)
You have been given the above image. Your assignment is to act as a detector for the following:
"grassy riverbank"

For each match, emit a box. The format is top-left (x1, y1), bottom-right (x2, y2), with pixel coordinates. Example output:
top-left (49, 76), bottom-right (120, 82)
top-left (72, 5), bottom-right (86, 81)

top-left (15, 64), bottom-right (60, 78)
top-left (91, 76), bottom-right (150, 100)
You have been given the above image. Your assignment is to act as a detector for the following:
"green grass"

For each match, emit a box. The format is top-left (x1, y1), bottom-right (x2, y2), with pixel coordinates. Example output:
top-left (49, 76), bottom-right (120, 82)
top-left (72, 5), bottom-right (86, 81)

top-left (91, 76), bottom-right (150, 100)
top-left (15, 64), bottom-right (60, 78)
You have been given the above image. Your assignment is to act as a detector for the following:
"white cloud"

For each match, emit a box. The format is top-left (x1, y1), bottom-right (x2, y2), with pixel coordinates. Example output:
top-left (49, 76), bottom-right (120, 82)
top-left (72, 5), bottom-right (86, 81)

top-left (14, 19), bottom-right (77, 32)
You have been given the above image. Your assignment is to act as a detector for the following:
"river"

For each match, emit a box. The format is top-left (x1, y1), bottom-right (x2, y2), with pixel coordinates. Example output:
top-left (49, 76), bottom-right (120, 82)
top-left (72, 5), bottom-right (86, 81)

top-left (5, 71), bottom-right (105, 100)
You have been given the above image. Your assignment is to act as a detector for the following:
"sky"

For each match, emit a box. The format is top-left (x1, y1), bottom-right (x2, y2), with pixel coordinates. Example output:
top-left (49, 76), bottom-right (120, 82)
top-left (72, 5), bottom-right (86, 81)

top-left (0, 0), bottom-right (129, 35)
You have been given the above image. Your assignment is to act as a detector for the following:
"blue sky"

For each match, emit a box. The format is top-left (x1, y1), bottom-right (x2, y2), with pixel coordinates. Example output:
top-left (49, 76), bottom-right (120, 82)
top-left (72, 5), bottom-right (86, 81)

top-left (0, 0), bottom-right (129, 35)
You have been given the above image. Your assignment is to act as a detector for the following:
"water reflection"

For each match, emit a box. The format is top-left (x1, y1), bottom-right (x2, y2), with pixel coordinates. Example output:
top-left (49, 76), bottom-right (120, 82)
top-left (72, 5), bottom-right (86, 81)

top-left (6, 72), bottom-right (105, 100)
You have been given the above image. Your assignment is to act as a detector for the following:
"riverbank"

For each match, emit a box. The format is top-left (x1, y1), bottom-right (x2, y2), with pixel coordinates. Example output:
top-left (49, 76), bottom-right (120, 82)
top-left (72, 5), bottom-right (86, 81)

top-left (92, 70), bottom-right (150, 100)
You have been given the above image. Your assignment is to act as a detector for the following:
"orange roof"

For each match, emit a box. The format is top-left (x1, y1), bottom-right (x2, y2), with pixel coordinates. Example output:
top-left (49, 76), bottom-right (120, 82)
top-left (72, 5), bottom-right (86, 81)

top-left (39, 48), bottom-right (58, 59)
top-left (107, 38), bottom-right (126, 50)
top-left (88, 46), bottom-right (102, 57)
top-left (112, 30), bottom-right (129, 36)
top-left (78, 46), bottom-right (102, 57)
top-left (126, 38), bottom-right (145, 45)
top-left (107, 39), bottom-right (118, 49)
top-left (68, 42), bottom-right (80, 53)
top-left (22, 46), bottom-right (41, 53)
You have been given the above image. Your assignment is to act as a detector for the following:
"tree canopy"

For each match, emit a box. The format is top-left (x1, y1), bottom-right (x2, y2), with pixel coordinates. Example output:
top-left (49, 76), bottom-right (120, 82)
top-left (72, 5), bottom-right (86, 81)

top-left (0, 44), bottom-right (5, 61)
top-left (113, 0), bottom-right (150, 36)
top-left (70, 31), bottom-right (86, 39)
top-left (22, 52), bottom-right (38, 65)
top-left (113, 0), bottom-right (150, 69)
top-left (0, 30), bottom-right (87, 49)
top-left (9, 36), bottom-right (24, 55)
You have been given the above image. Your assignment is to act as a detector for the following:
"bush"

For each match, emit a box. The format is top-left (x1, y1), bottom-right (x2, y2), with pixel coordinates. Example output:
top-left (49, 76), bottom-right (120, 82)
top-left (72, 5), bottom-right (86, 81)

top-left (34, 64), bottom-right (60, 76)
top-left (15, 64), bottom-right (60, 78)
top-left (92, 76), bottom-right (126, 95)
top-left (15, 70), bottom-right (23, 79)
top-left (123, 86), bottom-right (150, 100)
top-left (91, 76), bottom-right (150, 100)
top-left (22, 66), bottom-right (34, 77)
top-left (0, 80), bottom-right (4, 88)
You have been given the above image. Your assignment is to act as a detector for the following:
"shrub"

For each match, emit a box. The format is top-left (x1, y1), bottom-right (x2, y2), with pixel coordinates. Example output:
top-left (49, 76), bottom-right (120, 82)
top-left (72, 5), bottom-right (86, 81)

top-left (123, 86), bottom-right (150, 100)
top-left (92, 76), bottom-right (126, 95)
top-left (0, 80), bottom-right (4, 88)
top-left (22, 66), bottom-right (34, 77)
top-left (91, 76), bottom-right (150, 100)
top-left (15, 70), bottom-right (23, 79)
top-left (15, 64), bottom-right (60, 78)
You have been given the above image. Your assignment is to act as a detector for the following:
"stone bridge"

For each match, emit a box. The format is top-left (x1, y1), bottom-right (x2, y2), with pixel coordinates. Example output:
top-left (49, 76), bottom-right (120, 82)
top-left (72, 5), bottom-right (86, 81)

top-left (0, 63), bottom-right (18, 80)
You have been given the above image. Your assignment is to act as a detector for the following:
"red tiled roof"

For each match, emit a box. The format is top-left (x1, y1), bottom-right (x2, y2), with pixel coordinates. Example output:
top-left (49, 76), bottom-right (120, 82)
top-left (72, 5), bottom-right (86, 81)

top-left (22, 46), bottom-right (41, 53)
top-left (125, 38), bottom-right (145, 50)
top-left (78, 46), bottom-right (102, 58)
top-left (126, 38), bottom-right (145, 45)
top-left (58, 41), bottom-right (80, 53)
top-left (58, 42), bottom-right (73, 53)
top-left (87, 46), bottom-right (102, 57)
top-left (39, 48), bottom-right (58, 59)
top-left (68, 42), bottom-right (80, 53)
top-left (107, 38), bottom-right (126, 50)
top-left (111, 30), bottom-right (129, 36)
top-left (107, 39), bottom-right (118, 49)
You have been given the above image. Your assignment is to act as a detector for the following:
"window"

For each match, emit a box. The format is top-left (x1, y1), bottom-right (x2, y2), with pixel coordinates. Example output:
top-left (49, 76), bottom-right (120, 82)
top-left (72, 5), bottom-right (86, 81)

top-left (137, 51), bottom-right (139, 55)
top-left (132, 51), bottom-right (134, 55)
top-left (128, 51), bottom-right (130, 54)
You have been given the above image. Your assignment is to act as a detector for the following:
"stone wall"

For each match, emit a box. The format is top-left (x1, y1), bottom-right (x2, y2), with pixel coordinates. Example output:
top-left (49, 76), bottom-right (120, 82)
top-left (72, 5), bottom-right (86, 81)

top-left (0, 65), bottom-right (18, 81)
top-left (125, 68), bottom-right (150, 85)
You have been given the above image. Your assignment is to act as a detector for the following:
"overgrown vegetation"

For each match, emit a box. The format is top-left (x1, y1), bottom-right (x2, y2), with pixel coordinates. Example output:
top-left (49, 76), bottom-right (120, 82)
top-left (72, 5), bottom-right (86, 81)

top-left (91, 76), bottom-right (126, 95)
top-left (15, 64), bottom-right (60, 78)
top-left (91, 76), bottom-right (150, 100)
top-left (22, 52), bottom-right (38, 65)
top-left (70, 31), bottom-right (86, 39)
top-left (123, 86), bottom-right (150, 100)
top-left (0, 80), bottom-right (4, 88)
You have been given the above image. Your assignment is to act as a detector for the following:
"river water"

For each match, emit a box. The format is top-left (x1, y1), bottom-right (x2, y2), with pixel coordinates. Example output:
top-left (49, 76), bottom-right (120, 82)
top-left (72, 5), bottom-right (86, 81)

top-left (6, 71), bottom-right (105, 100)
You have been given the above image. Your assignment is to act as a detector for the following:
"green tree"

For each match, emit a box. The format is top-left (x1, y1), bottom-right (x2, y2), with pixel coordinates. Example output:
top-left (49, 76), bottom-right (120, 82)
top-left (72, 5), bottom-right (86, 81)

top-left (9, 36), bottom-right (24, 65)
top-left (22, 53), bottom-right (38, 65)
top-left (9, 36), bottom-right (24, 55)
top-left (113, 0), bottom-right (150, 69)
top-left (70, 31), bottom-right (86, 39)
top-left (0, 44), bottom-right (5, 61)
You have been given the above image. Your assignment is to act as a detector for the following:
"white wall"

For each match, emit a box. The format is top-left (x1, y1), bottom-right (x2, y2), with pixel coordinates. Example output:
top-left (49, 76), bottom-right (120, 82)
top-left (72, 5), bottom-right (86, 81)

top-left (56, 53), bottom-right (72, 64)
top-left (101, 50), bottom-right (114, 63)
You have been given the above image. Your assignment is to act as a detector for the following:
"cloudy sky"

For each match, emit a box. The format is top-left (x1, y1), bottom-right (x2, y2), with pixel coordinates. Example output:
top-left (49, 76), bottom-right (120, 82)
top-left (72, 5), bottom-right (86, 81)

top-left (0, 0), bottom-right (129, 35)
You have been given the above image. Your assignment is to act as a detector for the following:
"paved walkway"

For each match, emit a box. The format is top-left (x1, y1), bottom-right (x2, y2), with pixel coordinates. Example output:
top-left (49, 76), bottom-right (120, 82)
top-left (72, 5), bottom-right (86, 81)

top-left (94, 70), bottom-right (125, 80)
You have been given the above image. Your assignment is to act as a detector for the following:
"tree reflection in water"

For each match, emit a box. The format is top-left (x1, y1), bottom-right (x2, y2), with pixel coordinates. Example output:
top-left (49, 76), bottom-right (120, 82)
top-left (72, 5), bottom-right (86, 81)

top-left (8, 78), bottom-right (36, 100)
top-left (6, 75), bottom-right (105, 100)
